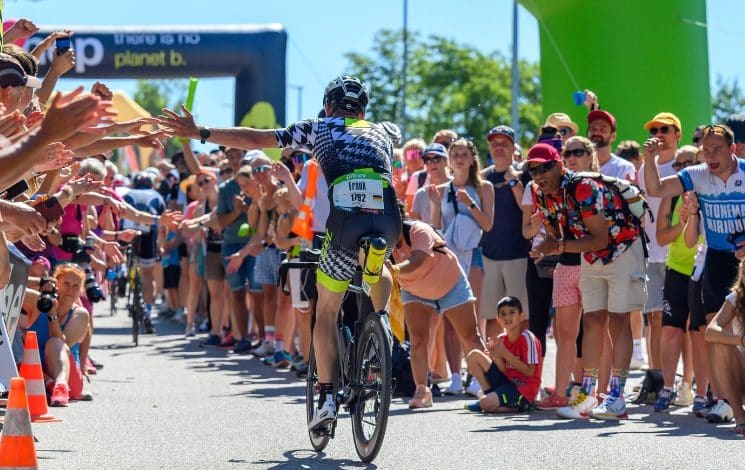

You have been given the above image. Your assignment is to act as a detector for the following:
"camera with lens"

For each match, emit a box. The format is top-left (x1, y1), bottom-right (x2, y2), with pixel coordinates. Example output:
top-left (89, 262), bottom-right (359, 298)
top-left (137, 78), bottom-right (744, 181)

top-left (84, 266), bottom-right (105, 303)
top-left (36, 277), bottom-right (58, 313)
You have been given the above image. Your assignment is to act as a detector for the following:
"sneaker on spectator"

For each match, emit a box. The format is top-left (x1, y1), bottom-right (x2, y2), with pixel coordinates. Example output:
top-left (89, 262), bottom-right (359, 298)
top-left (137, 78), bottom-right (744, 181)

top-left (185, 327), bottom-right (196, 338)
top-left (408, 385), bottom-right (433, 409)
top-left (692, 395), bottom-right (709, 416)
top-left (706, 399), bottom-right (734, 424)
top-left (143, 319), bottom-right (155, 335)
top-left (557, 391), bottom-right (598, 419)
top-left (295, 362), bottom-right (309, 378)
top-left (673, 382), bottom-right (694, 406)
top-left (465, 380), bottom-right (481, 397)
top-left (50, 383), bottom-right (70, 407)
top-left (695, 396), bottom-right (717, 418)
top-left (219, 332), bottom-right (235, 349)
top-left (89, 356), bottom-right (104, 370)
top-left (629, 353), bottom-right (646, 370)
top-left (290, 354), bottom-right (305, 371)
top-left (158, 307), bottom-right (176, 319)
top-left (654, 387), bottom-right (676, 412)
top-left (464, 401), bottom-right (482, 412)
top-left (174, 308), bottom-right (186, 323)
top-left (272, 350), bottom-right (293, 368)
top-left (197, 319), bottom-right (210, 333)
top-left (233, 338), bottom-right (253, 354)
top-left (443, 382), bottom-right (463, 396)
top-left (535, 393), bottom-right (568, 411)
top-left (590, 393), bottom-right (628, 420)
top-left (200, 334), bottom-right (222, 348)
top-left (253, 341), bottom-right (275, 358)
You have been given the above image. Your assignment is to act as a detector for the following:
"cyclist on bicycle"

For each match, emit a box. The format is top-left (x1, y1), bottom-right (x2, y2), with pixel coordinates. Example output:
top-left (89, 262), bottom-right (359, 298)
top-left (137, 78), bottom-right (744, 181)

top-left (157, 75), bottom-right (401, 430)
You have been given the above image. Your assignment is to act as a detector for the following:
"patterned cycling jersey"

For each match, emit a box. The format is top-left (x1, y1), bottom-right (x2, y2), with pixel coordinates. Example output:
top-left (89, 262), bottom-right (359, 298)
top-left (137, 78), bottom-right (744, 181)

top-left (274, 117), bottom-right (393, 186)
top-left (678, 157), bottom-right (745, 252)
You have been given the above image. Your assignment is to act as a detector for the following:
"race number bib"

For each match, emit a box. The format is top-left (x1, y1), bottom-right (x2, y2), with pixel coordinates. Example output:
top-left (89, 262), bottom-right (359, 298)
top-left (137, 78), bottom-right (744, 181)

top-left (332, 169), bottom-right (385, 212)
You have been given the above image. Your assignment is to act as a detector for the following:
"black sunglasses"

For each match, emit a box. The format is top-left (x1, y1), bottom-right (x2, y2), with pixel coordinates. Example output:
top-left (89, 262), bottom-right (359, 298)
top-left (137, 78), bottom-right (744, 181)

top-left (197, 178), bottom-right (210, 187)
top-left (219, 168), bottom-right (233, 176)
top-left (527, 160), bottom-right (557, 176)
top-left (559, 127), bottom-right (573, 136)
top-left (435, 139), bottom-right (455, 149)
top-left (672, 160), bottom-right (694, 169)
top-left (254, 165), bottom-right (271, 173)
top-left (649, 125), bottom-right (674, 136)
top-left (563, 148), bottom-right (587, 158)
top-left (423, 156), bottom-right (445, 165)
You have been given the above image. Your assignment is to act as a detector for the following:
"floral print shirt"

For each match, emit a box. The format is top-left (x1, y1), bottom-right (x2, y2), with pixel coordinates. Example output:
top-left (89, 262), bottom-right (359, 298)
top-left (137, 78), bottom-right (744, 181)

top-left (531, 172), bottom-right (642, 265)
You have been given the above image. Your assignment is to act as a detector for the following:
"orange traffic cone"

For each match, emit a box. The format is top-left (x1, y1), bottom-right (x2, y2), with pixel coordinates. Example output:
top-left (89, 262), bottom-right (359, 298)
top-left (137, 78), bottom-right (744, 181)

top-left (0, 377), bottom-right (38, 469)
top-left (18, 332), bottom-right (60, 423)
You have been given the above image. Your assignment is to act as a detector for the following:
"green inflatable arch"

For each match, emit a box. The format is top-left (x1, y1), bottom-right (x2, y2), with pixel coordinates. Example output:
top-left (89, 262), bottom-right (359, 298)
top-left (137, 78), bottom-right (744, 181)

top-left (519, 0), bottom-right (710, 143)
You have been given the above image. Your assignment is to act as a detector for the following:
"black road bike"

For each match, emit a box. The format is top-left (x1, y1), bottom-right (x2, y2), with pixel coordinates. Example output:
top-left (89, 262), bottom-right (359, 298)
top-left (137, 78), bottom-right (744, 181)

top-left (278, 235), bottom-right (393, 463)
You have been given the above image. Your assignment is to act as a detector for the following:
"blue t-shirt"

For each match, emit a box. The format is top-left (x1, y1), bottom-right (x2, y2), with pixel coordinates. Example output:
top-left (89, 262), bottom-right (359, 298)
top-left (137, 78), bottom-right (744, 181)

top-left (678, 157), bottom-right (745, 252)
top-left (161, 231), bottom-right (180, 267)
top-left (216, 178), bottom-right (250, 245)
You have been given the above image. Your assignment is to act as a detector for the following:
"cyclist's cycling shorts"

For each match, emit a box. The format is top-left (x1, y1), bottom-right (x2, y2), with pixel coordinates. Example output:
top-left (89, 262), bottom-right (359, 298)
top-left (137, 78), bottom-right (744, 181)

top-left (317, 186), bottom-right (401, 293)
top-left (133, 232), bottom-right (157, 267)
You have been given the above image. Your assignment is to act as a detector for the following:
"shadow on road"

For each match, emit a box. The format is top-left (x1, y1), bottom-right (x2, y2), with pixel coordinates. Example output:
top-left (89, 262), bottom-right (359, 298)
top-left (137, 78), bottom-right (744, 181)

top-left (252, 449), bottom-right (376, 469)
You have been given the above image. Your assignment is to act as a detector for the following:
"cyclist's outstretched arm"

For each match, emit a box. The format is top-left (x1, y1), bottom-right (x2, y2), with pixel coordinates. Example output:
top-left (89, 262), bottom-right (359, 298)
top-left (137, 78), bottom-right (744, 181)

top-left (156, 105), bottom-right (278, 150)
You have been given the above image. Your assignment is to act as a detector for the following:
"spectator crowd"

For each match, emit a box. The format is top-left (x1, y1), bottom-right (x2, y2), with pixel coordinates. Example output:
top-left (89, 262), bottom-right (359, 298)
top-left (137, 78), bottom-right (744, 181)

top-left (2, 15), bottom-right (745, 442)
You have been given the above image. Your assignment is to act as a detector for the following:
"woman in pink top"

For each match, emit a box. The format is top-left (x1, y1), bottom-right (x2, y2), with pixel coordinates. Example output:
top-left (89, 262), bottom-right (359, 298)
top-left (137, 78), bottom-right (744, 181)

top-left (390, 219), bottom-right (485, 409)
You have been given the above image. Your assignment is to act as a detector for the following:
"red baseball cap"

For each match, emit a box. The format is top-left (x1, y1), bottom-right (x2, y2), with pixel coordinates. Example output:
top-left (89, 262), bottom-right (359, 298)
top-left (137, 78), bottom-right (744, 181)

top-left (526, 143), bottom-right (561, 164)
top-left (588, 109), bottom-right (617, 131)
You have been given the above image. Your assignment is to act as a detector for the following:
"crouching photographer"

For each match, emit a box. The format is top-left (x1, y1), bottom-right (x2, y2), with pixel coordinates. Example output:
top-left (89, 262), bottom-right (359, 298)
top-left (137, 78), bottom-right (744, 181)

top-left (57, 234), bottom-right (106, 304)
top-left (20, 264), bottom-right (92, 406)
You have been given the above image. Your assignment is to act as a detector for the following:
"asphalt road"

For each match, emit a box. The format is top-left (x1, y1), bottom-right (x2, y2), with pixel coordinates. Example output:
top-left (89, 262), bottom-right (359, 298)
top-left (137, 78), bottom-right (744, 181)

top-left (29, 300), bottom-right (745, 469)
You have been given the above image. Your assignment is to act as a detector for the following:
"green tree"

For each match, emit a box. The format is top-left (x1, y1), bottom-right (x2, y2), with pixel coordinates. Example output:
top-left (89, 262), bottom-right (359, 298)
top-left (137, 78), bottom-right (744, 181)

top-left (344, 29), bottom-right (542, 155)
top-left (133, 79), bottom-right (187, 157)
top-left (712, 75), bottom-right (745, 123)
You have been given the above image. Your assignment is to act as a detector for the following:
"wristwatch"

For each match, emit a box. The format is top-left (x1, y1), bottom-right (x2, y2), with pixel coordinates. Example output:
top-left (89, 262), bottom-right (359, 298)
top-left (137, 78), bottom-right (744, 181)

top-left (507, 179), bottom-right (518, 188)
top-left (557, 238), bottom-right (566, 253)
top-left (199, 127), bottom-right (211, 144)
top-left (47, 314), bottom-right (59, 322)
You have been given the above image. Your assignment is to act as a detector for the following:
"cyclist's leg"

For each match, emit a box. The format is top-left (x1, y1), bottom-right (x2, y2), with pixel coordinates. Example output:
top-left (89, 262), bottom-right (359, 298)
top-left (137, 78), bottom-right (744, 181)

top-left (314, 284), bottom-right (347, 383)
top-left (139, 261), bottom-right (156, 318)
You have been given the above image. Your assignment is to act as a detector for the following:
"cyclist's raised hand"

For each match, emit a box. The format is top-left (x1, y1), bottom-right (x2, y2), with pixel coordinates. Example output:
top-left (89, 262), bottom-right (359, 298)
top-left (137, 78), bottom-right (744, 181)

top-left (156, 105), bottom-right (200, 140)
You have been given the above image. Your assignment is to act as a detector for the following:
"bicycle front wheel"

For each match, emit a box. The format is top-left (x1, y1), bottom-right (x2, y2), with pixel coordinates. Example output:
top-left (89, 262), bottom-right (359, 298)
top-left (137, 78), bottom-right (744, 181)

top-left (351, 312), bottom-right (392, 463)
top-left (305, 345), bottom-right (330, 452)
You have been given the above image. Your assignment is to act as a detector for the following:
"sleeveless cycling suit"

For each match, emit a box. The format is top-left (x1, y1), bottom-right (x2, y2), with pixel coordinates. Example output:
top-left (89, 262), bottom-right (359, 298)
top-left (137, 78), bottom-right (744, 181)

top-left (275, 116), bottom-right (402, 292)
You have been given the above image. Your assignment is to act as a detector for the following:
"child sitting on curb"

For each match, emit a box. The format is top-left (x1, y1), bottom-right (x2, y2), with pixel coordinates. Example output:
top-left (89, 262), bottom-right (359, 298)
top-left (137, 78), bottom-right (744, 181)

top-left (464, 296), bottom-right (542, 412)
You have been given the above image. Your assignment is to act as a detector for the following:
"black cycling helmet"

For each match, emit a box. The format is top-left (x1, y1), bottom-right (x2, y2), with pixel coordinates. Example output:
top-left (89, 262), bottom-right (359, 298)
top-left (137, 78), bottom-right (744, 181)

top-left (380, 121), bottom-right (402, 146)
top-left (323, 76), bottom-right (369, 114)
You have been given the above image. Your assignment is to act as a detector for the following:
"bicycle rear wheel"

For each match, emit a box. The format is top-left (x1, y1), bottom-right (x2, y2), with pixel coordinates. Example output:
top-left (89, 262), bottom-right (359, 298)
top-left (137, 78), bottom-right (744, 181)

top-left (305, 345), bottom-right (330, 452)
top-left (351, 312), bottom-right (392, 463)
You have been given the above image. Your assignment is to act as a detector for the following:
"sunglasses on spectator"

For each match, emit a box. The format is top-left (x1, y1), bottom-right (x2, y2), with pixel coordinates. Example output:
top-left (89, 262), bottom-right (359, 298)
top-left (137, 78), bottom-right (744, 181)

top-left (563, 148), bottom-right (587, 158)
top-left (405, 149), bottom-right (422, 160)
top-left (197, 178), bottom-right (210, 187)
top-left (649, 125), bottom-right (674, 135)
top-left (559, 127), bottom-right (573, 136)
top-left (527, 160), bottom-right (557, 176)
top-left (435, 139), bottom-right (455, 149)
top-left (672, 160), bottom-right (694, 169)
top-left (293, 152), bottom-right (310, 164)
top-left (392, 160), bottom-right (404, 169)
top-left (254, 165), bottom-right (271, 173)
top-left (423, 156), bottom-right (445, 165)
top-left (219, 168), bottom-right (233, 176)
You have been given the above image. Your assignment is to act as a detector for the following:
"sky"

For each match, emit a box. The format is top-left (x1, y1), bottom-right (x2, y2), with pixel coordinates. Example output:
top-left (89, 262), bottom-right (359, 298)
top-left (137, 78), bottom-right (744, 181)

top-left (4, 0), bottom-right (743, 151)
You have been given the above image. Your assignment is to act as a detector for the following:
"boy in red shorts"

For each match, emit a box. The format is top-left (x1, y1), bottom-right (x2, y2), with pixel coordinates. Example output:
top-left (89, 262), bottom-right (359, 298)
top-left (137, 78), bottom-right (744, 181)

top-left (465, 296), bottom-right (543, 412)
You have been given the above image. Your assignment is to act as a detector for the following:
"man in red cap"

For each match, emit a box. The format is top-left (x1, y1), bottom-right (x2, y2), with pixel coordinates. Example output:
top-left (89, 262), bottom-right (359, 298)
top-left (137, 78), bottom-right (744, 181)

top-left (587, 110), bottom-right (636, 180)
top-left (526, 143), bottom-right (646, 421)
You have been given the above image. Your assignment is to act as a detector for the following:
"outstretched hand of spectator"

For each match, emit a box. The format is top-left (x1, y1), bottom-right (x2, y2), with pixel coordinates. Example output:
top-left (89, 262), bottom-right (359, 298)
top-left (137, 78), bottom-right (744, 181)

top-left (40, 87), bottom-right (117, 144)
top-left (30, 29), bottom-right (72, 59)
top-left (102, 241), bottom-right (124, 265)
top-left (33, 142), bottom-right (75, 173)
top-left (132, 131), bottom-right (165, 151)
top-left (4, 18), bottom-right (39, 44)
top-left (21, 234), bottom-right (46, 252)
top-left (0, 110), bottom-right (27, 138)
top-left (67, 175), bottom-right (103, 197)
top-left (155, 105), bottom-right (200, 139)
top-left (117, 229), bottom-right (140, 243)
top-left (160, 210), bottom-right (184, 230)
top-left (91, 81), bottom-right (113, 101)
top-left (271, 161), bottom-right (293, 184)
top-left (26, 111), bottom-right (45, 130)
top-left (50, 49), bottom-right (76, 78)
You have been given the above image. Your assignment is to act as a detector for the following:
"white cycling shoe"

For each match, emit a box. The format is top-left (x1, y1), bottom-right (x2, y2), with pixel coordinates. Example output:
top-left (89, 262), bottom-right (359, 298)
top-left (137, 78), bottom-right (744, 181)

top-left (308, 398), bottom-right (337, 431)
